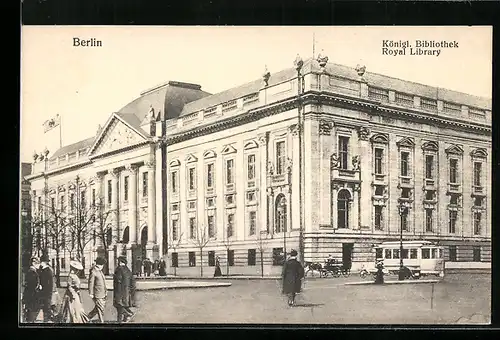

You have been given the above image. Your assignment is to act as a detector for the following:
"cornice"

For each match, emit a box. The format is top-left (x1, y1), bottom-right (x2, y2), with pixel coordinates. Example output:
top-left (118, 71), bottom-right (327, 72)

top-left (88, 140), bottom-right (151, 161)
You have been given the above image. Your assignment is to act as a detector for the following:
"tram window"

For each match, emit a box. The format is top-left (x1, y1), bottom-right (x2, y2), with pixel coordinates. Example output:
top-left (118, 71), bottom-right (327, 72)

top-left (402, 249), bottom-right (409, 259)
top-left (422, 248), bottom-right (430, 259)
top-left (393, 249), bottom-right (400, 259)
top-left (376, 248), bottom-right (383, 259)
top-left (438, 249), bottom-right (443, 258)
top-left (384, 249), bottom-right (391, 259)
top-left (410, 249), bottom-right (418, 259)
top-left (431, 248), bottom-right (437, 259)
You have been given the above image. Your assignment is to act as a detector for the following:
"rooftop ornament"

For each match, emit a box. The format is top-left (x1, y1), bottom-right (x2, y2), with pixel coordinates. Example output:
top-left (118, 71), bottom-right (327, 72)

top-left (262, 65), bottom-right (271, 87)
top-left (355, 64), bottom-right (366, 77)
top-left (148, 105), bottom-right (156, 121)
top-left (43, 147), bottom-right (50, 157)
top-left (316, 50), bottom-right (328, 72)
top-left (294, 54), bottom-right (304, 72)
top-left (33, 151), bottom-right (39, 162)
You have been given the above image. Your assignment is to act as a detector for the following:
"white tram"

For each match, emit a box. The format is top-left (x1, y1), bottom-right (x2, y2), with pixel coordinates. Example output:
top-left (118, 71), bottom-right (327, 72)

top-left (374, 241), bottom-right (445, 278)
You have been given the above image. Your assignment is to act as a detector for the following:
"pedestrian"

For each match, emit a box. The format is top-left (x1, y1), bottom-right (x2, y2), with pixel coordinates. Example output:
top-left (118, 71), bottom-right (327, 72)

top-left (158, 258), bottom-right (166, 277)
top-left (37, 254), bottom-right (55, 322)
top-left (22, 257), bottom-right (41, 323)
top-left (144, 258), bottom-right (152, 277)
top-left (281, 249), bottom-right (304, 307)
top-left (134, 257), bottom-right (142, 277)
top-left (113, 256), bottom-right (137, 323)
top-left (214, 256), bottom-right (222, 277)
top-left (374, 260), bottom-right (385, 284)
top-left (60, 260), bottom-right (88, 323)
top-left (153, 259), bottom-right (159, 276)
top-left (87, 257), bottom-right (108, 323)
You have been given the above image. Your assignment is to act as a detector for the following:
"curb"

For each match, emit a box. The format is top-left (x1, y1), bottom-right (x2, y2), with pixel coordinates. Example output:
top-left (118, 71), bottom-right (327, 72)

top-left (135, 283), bottom-right (233, 291)
top-left (345, 279), bottom-right (441, 286)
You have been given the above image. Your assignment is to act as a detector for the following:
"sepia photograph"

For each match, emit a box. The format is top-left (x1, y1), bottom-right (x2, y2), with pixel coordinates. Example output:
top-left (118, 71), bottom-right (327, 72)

top-left (19, 26), bottom-right (491, 325)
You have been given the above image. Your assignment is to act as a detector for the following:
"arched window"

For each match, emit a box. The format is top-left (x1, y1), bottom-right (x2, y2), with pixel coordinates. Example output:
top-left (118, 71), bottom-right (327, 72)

top-left (337, 189), bottom-right (351, 229)
top-left (275, 194), bottom-right (287, 233)
top-left (122, 226), bottom-right (130, 244)
top-left (106, 227), bottom-right (112, 245)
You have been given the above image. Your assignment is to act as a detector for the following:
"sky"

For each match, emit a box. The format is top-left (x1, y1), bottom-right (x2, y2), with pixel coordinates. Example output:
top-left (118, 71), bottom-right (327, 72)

top-left (20, 26), bottom-right (492, 163)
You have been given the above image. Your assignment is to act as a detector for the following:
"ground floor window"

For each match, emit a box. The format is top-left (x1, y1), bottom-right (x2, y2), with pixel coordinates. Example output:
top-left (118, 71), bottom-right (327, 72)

top-left (208, 251), bottom-right (215, 266)
top-left (449, 245), bottom-right (457, 262)
top-left (473, 246), bottom-right (481, 262)
top-left (374, 206), bottom-right (383, 230)
top-left (61, 258), bottom-right (66, 269)
top-left (188, 252), bottom-right (196, 267)
top-left (227, 250), bottom-right (234, 266)
top-left (248, 249), bottom-right (256, 266)
top-left (172, 252), bottom-right (178, 267)
top-left (272, 247), bottom-right (284, 266)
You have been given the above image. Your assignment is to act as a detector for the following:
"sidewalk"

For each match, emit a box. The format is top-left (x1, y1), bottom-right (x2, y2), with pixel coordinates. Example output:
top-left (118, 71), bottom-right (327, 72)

top-left (79, 279), bottom-right (231, 291)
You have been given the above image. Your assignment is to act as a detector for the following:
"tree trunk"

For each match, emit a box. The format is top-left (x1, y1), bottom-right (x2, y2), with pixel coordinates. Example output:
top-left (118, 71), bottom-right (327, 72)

top-left (55, 252), bottom-right (61, 288)
top-left (260, 250), bottom-right (264, 278)
top-left (200, 250), bottom-right (204, 277)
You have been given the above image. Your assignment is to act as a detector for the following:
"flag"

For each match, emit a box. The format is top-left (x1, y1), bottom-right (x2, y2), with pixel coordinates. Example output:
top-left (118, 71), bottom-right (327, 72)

top-left (43, 114), bottom-right (60, 133)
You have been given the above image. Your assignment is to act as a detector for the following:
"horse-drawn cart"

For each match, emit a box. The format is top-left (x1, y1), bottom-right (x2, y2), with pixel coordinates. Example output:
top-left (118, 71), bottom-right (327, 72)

top-left (305, 259), bottom-right (351, 278)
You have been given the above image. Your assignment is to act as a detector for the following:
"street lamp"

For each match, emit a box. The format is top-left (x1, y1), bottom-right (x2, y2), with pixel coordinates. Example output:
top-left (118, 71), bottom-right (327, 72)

top-left (279, 196), bottom-right (287, 263)
top-left (398, 201), bottom-right (409, 280)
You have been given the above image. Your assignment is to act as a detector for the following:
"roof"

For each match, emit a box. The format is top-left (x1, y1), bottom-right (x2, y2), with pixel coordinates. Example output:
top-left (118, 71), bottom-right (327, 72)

top-left (50, 137), bottom-right (95, 160)
top-left (179, 58), bottom-right (491, 117)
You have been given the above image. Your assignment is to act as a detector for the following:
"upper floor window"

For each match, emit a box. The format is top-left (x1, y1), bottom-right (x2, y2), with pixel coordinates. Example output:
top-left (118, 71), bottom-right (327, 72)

top-left (374, 206), bottom-right (383, 230)
top-left (189, 217), bottom-right (196, 239)
top-left (60, 195), bottom-right (65, 211)
top-left (172, 220), bottom-right (178, 241)
top-left (374, 148), bottom-right (383, 175)
top-left (50, 197), bottom-right (55, 211)
top-left (400, 151), bottom-right (409, 176)
top-left (473, 162), bottom-right (482, 187)
top-left (227, 214), bottom-right (235, 238)
top-left (339, 136), bottom-right (349, 170)
top-left (449, 159), bottom-right (458, 184)
top-left (425, 155), bottom-right (434, 179)
top-left (142, 172), bottom-right (149, 196)
top-left (276, 141), bottom-right (286, 175)
top-left (124, 176), bottom-right (129, 201)
top-left (107, 180), bottom-right (112, 204)
top-left (70, 193), bottom-right (75, 211)
top-left (226, 159), bottom-right (234, 184)
top-left (247, 154), bottom-right (256, 180)
top-left (171, 171), bottom-right (178, 193)
top-left (249, 211), bottom-right (257, 236)
top-left (425, 209), bottom-right (433, 232)
top-left (208, 215), bottom-right (215, 238)
top-left (206, 164), bottom-right (214, 188)
top-left (80, 190), bottom-right (86, 209)
top-left (188, 168), bottom-right (196, 191)
top-left (473, 212), bottom-right (482, 235)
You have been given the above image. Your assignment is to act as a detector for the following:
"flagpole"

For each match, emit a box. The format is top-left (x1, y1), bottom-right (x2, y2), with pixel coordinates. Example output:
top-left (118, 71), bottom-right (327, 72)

top-left (59, 115), bottom-right (62, 148)
top-left (312, 32), bottom-right (315, 59)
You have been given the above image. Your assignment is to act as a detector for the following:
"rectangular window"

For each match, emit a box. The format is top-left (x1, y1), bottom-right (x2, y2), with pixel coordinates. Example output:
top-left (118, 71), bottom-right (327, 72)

top-left (449, 211), bottom-right (457, 234)
top-left (70, 193), bottom-right (75, 211)
top-left (227, 250), bottom-right (234, 266)
top-left (402, 249), bottom-right (409, 259)
top-left (107, 180), bottom-right (112, 204)
top-left (92, 189), bottom-right (95, 206)
top-left (50, 197), bottom-right (55, 211)
top-left (207, 164), bottom-right (214, 188)
top-left (172, 220), bottom-right (178, 241)
top-left (249, 211), bottom-right (257, 236)
top-left (425, 191), bottom-right (435, 201)
top-left (384, 249), bottom-right (391, 259)
top-left (124, 176), bottom-right (129, 201)
top-left (375, 185), bottom-right (384, 196)
top-left (226, 159), bottom-right (234, 184)
top-left (449, 246), bottom-right (457, 261)
top-left (450, 195), bottom-right (458, 205)
top-left (339, 136), bottom-right (349, 170)
top-left (393, 249), bottom-right (400, 259)
top-left (247, 154), bottom-right (256, 180)
top-left (422, 248), bottom-right (430, 259)
top-left (142, 172), bottom-right (149, 197)
top-left (208, 251), bottom-right (215, 267)
top-left (425, 155), bottom-right (434, 179)
top-left (374, 148), bottom-right (383, 175)
top-left (188, 252), bottom-right (196, 267)
top-left (410, 249), bottom-right (418, 259)
top-left (208, 215), bottom-right (215, 238)
top-left (374, 206), bottom-right (383, 230)
top-left (425, 209), bottom-right (433, 232)
top-left (80, 191), bottom-right (86, 209)
top-left (171, 252), bottom-right (178, 267)
top-left (248, 249), bottom-right (256, 266)
top-left (273, 247), bottom-right (284, 265)
top-left (60, 195), bottom-right (65, 211)
top-left (227, 214), bottom-right (234, 238)
top-left (189, 218), bottom-right (196, 239)
top-left (400, 151), bottom-right (409, 176)
top-left (431, 248), bottom-right (437, 259)
top-left (171, 171), bottom-right (178, 193)
top-left (473, 162), bottom-right (482, 187)
top-left (473, 246), bottom-right (481, 262)
top-left (449, 159), bottom-right (458, 184)
top-left (473, 212), bottom-right (482, 235)
top-left (276, 141), bottom-right (286, 175)
top-left (188, 168), bottom-right (196, 191)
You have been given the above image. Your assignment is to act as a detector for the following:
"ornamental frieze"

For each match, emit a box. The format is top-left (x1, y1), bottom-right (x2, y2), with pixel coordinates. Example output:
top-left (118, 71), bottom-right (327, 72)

top-left (319, 120), bottom-right (333, 136)
top-left (358, 127), bottom-right (370, 141)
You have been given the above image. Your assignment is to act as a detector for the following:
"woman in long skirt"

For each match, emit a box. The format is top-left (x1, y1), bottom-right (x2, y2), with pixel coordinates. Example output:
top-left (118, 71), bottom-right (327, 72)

top-left (59, 260), bottom-right (89, 323)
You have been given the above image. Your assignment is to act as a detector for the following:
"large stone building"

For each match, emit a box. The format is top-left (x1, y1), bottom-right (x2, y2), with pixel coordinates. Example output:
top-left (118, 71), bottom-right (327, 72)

top-left (20, 163), bottom-right (33, 270)
top-left (26, 57), bottom-right (491, 276)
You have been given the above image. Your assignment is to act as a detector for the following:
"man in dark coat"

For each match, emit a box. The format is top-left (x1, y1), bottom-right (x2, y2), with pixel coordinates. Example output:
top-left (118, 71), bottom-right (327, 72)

top-left (281, 249), bottom-right (304, 306)
top-left (22, 257), bottom-right (41, 323)
top-left (158, 258), bottom-right (166, 276)
top-left (134, 256), bottom-right (142, 277)
top-left (37, 254), bottom-right (55, 322)
top-left (113, 256), bottom-right (137, 323)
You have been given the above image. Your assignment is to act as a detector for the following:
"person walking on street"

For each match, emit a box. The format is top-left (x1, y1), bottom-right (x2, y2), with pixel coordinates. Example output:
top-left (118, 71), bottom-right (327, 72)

top-left (144, 258), bottom-right (152, 277)
top-left (38, 254), bottom-right (55, 322)
top-left (134, 257), bottom-right (142, 277)
top-left (153, 259), bottom-right (159, 276)
top-left (22, 257), bottom-right (41, 323)
top-left (87, 257), bottom-right (108, 323)
top-left (158, 258), bottom-right (166, 277)
top-left (113, 256), bottom-right (137, 323)
top-left (281, 249), bottom-right (304, 307)
top-left (60, 260), bottom-right (88, 323)
top-left (214, 256), bottom-right (222, 277)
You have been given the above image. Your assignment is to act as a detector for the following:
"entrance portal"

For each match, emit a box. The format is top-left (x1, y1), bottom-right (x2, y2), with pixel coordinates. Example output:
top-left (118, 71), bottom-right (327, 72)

top-left (342, 243), bottom-right (354, 270)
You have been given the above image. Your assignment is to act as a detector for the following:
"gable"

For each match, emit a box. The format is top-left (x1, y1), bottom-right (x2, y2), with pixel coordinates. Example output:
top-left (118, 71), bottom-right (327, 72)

top-left (221, 144), bottom-right (237, 154)
top-left (185, 154), bottom-right (198, 163)
top-left (445, 144), bottom-right (464, 155)
top-left (370, 133), bottom-right (389, 144)
top-left (470, 148), bottom-right (488, 158)
top-left (203, 150), bottom-right (217, 159)
top-left (421, 141), bottom-right (439, 152)
top-left (244, 140), bottom-right (259, 150)
top-left (396, 137), bottom-right (415, 148)
top-left (89, 116), bottom-right (148, 157)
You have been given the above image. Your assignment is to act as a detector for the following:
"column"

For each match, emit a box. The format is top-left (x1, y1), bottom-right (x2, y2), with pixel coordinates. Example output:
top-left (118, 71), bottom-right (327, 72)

top-left (146, 160), bottom-right (158, 259)
top-left (125, 165), bottom-right (138, 268)
top-left (108, 169), bottom-right (120, 274)
top-left (352, 185), bottom-right (360, 230)
top-left (331, 184), bottom-right (338, 229)
top-left (358, 127), bottom-right (371, 229)
top-left (258, 133), bottom-right (268, 234)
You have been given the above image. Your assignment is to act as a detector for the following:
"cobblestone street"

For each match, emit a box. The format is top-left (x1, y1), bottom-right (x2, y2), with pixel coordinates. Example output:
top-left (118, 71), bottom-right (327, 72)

top-left (37, 273), bottom-right (490, 324)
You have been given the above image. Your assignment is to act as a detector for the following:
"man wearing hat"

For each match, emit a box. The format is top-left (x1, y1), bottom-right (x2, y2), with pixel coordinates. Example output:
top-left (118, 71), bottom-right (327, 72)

top-left (37, 254), bottom-right (55, 322)
top-left (22, 257), bottom-right (41, 322)
top-left (281, 249), bottom-right (304, 307)
top-left (113, 256), bottom-right (136, 323)
top-left (87, 257), bottom-right (108, 323)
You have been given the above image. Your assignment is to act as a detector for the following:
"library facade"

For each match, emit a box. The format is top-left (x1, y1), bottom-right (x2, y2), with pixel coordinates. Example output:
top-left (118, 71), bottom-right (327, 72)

top-left (27, 58), bottom-right (491, 276)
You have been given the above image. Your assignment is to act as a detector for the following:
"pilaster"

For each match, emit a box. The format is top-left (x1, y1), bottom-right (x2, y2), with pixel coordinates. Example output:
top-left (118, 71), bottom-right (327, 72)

top-left (125, 164), bottom-right (138, 244)
top-left (258, 133), bottom-right (268, 234)
top-left (358, 126), bottom-right (371, 229)
top-left (146, 160), bottom-right (156, 245)
top-left (319, 120), bottom-right (333, 229)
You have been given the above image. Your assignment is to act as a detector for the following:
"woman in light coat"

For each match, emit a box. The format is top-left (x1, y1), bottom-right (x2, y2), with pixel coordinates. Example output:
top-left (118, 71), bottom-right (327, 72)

top-left (60, 260), bottom-right (88, 323)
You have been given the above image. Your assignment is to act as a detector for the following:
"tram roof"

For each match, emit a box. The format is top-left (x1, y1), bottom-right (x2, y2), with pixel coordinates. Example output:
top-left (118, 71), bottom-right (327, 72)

top-left (376, 240), bottom-right (439, 247)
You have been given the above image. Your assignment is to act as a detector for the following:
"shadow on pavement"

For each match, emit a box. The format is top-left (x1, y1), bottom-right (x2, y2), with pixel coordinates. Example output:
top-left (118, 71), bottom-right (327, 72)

top-left (293, 303), bottom-right (325, 308)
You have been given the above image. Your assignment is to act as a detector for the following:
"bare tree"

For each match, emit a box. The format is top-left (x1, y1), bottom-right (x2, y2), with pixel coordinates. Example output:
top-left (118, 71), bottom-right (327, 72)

top-left (45, 206), bottom-right (70, 287)
top-left (221, 226), bottom-right (234, 277)
top-left (91, 199), bottom-right (114, 275)
top-left (167, 227), bottom-right (183, 276)
top-left (190, 224), bottom-right (210, 277)
top-left (256, 231), bottom-right (267, 278)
